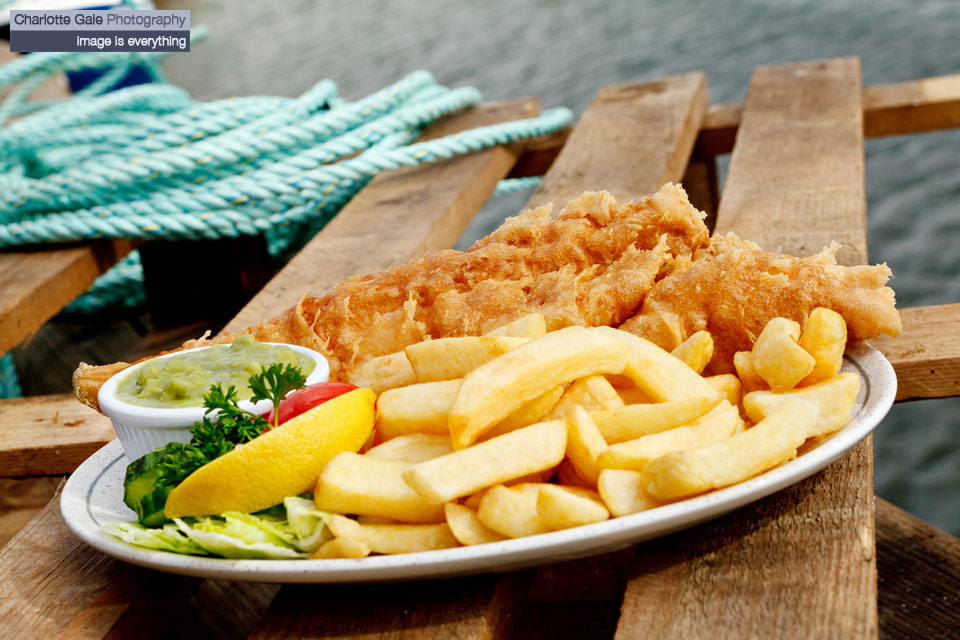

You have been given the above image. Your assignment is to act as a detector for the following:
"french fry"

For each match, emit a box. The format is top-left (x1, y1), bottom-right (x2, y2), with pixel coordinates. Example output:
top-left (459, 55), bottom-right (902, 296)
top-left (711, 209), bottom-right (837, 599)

top-left (615, 387), bottom-right (651, 404)
top-left (327, 514), bottom-right (460, 554)
top-left (606, 374), bottom-right (638, 389)
top-left (591, 394), bottom-right (723, 444)
top-left (592, 327), bottom-right (719, 402)
top-left (476, 483), bottom-right (551, 538)
top-left (310, 537), bottom-right (372, 559)
top-left (565, 405), bottom-right (609, 486)
top-left (546, 375), bottom-right (624, 420)
top-left (751, 317), bottom-right (816, 391)
top-left (671, 330), bottom-right (714, 374)
top-left (743, 372), bottom-right (860, 438)
top-left (645, 398), bottom-right (817, 500)
top-left (705, 374), bottom-right (742, 409)
top-left (799, 307), bottom-right (847, 386)
top-left (314, 453), bottom-right (445, 523)
top-left (449, 327), bottom-right (627, 448)
top-left (482, 385), bottom-right (565, 440)
top-left (504, 469), bottom-right (554, 486)
top-left (403, 420), bottom-right (567, 504)
top-left (557, 459), bottom-right (593, 489)
top-left (353, 351), bottom-right (417, 394)
top-left (357, 515), bottom-right (399, 525)
top-left (485, 313), bottom-right (547, 339)
top-left (444, 503), bottom-right (507, 545)
top-left (405, 336), bottom-right (529, 383)
top-left (376, 379), bottom-right (460, 440)
top-left (537, 485), bottom-right (610, 530)
top-left (462, 490), bottom-right (488, 511)
top-left (733, 351), bottom-right (768, 393)
top-left (597, 401), bottom-right (741, 472)
top-left (365, 433), bottom-right (455, 463)
top-left (597, 469), bottom-right (660, 516)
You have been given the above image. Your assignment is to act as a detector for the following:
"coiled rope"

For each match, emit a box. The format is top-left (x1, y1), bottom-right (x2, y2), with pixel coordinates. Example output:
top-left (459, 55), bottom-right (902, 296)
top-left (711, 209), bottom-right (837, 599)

top-left (0, 41), bottom-right (571, 397)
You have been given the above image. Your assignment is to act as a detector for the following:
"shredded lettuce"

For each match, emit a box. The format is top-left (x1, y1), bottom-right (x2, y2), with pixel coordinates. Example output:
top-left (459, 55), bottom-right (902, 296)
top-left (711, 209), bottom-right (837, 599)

top-left (174, 517), bottom-right (305, 559)
top-left (283, 496), bottom-right (333, 552)
top-left (102, 497), bottom-right (332, 559)
top-left (101, 521), bottom-right (211, 556)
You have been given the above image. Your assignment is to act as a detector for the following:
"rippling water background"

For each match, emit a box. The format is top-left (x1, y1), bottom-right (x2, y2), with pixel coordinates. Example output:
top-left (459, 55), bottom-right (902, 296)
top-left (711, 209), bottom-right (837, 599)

top-left (164, 0), bottom-right (960, 534)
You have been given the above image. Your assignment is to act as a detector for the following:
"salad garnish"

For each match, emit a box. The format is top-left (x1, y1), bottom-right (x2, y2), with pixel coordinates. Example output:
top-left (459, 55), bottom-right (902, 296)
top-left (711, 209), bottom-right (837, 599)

top-left (124, 363), bottom-right (307, 527)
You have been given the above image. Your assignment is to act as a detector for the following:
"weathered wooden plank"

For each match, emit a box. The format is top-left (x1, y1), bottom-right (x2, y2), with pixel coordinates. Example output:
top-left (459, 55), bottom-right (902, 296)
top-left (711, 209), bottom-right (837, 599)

top-left (617, 57), bottom-right (877, 639)
top-left (0, 394), bottom-right (114, 477)
top-left (0, 477), bottom-right (60, 547)
top-left (863, 75), bottom-right (960, 138)
top-left (526, 71), bottom-right (708, 209)
top-left (715, 57), bottom-right (867, 265)
top-left (223, 98), bottom-right (539, 334)
top-left (680, 156), bottom-right (719, 227)
top-left (696, 74), bottom-right (960, 157)
top-left (251, 573), bottom-right (531, 640)
top-left (876, 498), bottom-right (960, 640)
top-left (167, 580), bottom-right (280, 640)
top-left (0, 481), bottom-right (201, 640)
top-left (0, 241), bottom-right (135, 357)
top-left (505, 128), bottom-right (571, 179)
top-left (873, 303), bottom-right (960, 401)
top-left (694, 102), bottom-right (741, 158)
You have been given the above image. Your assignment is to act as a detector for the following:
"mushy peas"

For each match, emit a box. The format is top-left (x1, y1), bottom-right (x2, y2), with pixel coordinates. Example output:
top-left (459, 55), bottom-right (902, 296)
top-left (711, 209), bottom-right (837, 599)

top-left (116, 336), bottom-right (315, 408)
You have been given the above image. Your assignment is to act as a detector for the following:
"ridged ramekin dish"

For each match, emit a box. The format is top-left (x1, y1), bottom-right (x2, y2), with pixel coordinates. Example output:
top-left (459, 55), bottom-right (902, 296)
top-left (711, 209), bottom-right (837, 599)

top-left (98, 343), bottom-right (329, 461)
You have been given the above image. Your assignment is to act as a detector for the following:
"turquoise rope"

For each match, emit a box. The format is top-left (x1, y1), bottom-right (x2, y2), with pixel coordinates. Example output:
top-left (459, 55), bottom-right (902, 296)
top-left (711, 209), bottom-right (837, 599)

top-left (1, 50), bottom-right (571, 317)
top-left (0, 353), bottom-right (21, 399)
top-left (494, 176), bottom-right (543, 194)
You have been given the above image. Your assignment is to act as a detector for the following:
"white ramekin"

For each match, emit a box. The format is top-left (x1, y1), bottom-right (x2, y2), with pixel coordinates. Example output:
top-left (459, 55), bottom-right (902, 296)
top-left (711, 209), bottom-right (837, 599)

top-left (98, 342), bottom-right (330, 462)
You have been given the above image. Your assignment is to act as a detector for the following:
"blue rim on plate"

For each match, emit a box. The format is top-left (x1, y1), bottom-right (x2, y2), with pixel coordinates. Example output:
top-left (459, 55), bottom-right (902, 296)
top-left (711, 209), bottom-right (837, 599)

top-left (60, 343), bottom-right (896, 584)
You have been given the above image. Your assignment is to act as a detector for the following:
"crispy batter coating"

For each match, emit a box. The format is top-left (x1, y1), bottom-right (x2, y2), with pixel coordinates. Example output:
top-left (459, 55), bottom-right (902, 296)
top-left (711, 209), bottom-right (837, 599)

top-left (73, 184), bottom-right (709, 411)
top-left (618, 233), bottom-right (902, 373)
top-left (310, 185), bottom-right (708, 382)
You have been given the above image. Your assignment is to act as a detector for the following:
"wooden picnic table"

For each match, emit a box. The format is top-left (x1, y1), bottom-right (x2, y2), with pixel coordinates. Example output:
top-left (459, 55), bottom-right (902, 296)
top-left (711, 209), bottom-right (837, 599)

top-left (2, 57), bottom-right (960, 639)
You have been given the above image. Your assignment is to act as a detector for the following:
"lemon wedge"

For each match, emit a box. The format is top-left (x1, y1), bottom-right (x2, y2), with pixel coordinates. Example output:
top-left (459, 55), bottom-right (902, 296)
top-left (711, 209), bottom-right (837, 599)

top-left (165, 388), bottom-right (375, 518)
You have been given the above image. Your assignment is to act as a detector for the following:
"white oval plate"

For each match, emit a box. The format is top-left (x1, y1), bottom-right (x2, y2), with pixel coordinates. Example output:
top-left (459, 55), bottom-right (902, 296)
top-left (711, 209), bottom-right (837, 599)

top-left (61, 344), bottom-right (895, 584)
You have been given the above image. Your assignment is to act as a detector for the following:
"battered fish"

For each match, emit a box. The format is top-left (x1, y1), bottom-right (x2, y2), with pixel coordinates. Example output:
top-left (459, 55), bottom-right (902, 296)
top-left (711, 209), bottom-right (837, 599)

top-left (74, 184), bottom-right (709, 411)
top-left (618, 233), bottom-right (902, 373)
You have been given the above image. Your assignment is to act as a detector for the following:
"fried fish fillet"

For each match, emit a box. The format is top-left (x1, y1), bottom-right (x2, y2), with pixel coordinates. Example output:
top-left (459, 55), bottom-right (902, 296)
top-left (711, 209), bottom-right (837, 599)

top-left (74, 184), bottom-right (709, 412)
top-left (618, 232), bottom-right (902, 373)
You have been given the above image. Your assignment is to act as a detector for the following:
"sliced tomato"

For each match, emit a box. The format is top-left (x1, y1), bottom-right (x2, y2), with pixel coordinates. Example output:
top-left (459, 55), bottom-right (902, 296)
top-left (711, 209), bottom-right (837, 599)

top-left (265, 382), bottom-right (358, 426)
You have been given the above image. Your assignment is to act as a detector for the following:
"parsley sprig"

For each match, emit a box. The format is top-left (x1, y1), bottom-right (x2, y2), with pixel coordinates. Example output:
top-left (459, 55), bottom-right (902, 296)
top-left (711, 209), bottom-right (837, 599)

top-left (249, 363), bottom-right (308, 429)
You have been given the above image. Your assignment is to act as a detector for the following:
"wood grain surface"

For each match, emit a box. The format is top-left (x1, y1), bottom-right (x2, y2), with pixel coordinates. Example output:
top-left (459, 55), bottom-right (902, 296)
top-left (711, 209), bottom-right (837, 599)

top-left (0, 395), bottom-right (114, 477)
top-left (714, 57), bottom-right (867, 265)
top-left (0, 241), bottom-right (134, 357)
top-left (0, 482), bottom-right (203, 640)
top-left (695, 73), bottom-right (960, 157)
top-left (251, 573), bottom-right (532, 640)
top-left (616, 57), bottom-right (878, 639)
top-left (526, 71), bottom-right (707, 209)
top-left (873, 303), bottom-right (960, 401)
top-left (223, 99), bottom-right (538, 335)
top-left (0, 477), bottom-right (61, 548)
top-left (877, 499), bottom-right (960, 640)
